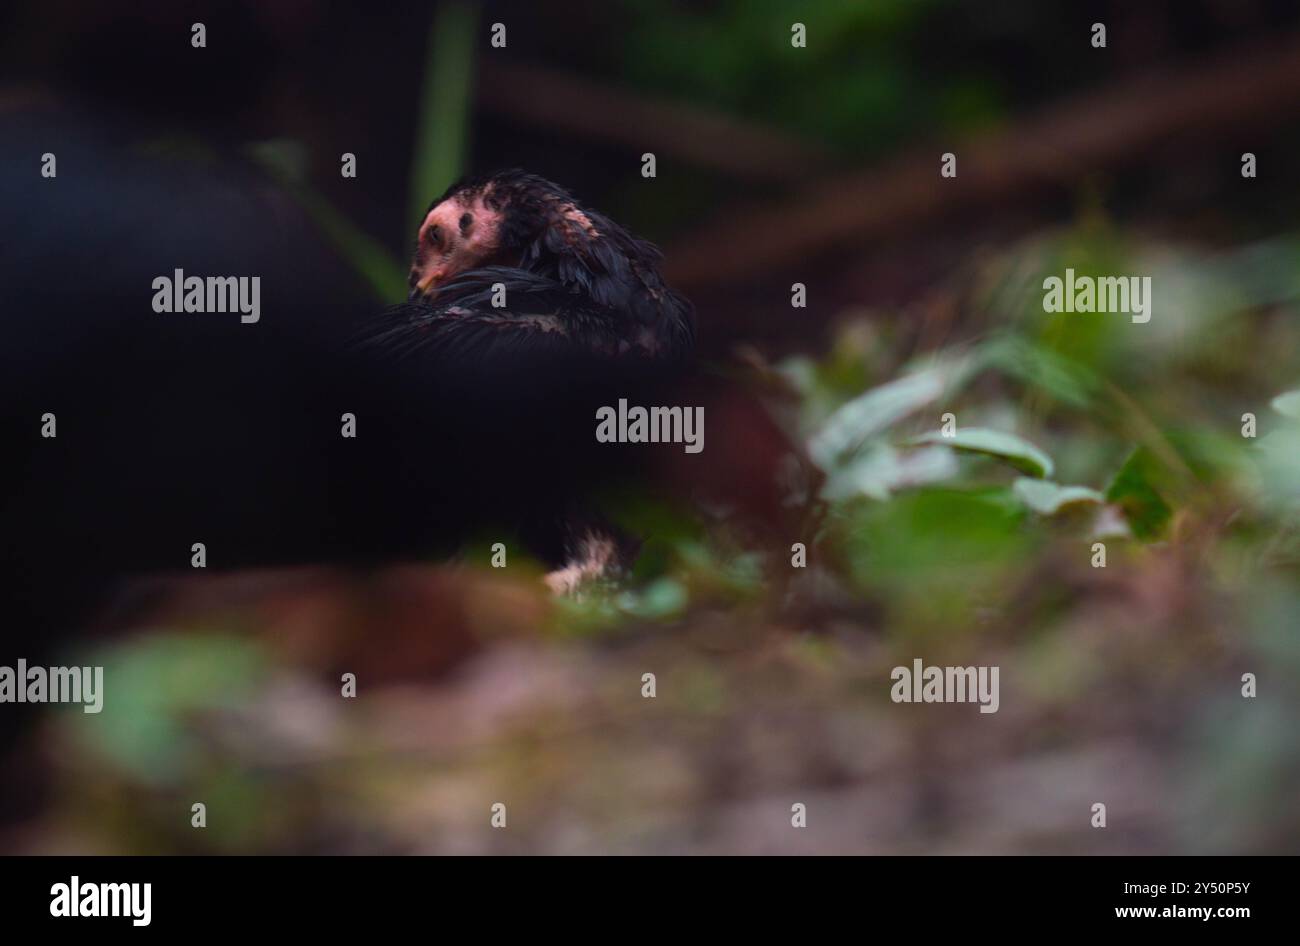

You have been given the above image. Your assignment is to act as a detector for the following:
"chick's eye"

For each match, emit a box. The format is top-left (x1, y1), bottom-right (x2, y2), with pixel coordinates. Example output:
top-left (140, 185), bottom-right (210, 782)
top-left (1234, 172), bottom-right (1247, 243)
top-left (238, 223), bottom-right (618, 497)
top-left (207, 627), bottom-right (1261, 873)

top-left (459, 212), bottom-right (473, 234)
top-left (426, 224), bottom-right (442, 246)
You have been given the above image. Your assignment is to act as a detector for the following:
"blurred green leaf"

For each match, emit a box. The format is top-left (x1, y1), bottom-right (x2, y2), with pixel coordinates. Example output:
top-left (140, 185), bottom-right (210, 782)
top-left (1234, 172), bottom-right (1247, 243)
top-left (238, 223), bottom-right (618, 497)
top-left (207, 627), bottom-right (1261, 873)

top-left (836, 487), bottom-right (1034, 633)
top-left (1271, 390), bottom-right (1300, 419)
top-left (408, 0), bottom-right (480, 229)
top-left (1255, 425), bottom-right (1300, 515)
top-left (1012, 477), bottom-right (1104, 515)
top-left (67, 633), bottom-right (268, 786)
top-left (620, 576), bottom-right (689, 620)
top-left (822, 443), bottom-right (958, 501)
top-left (981, 333), bottom-right (1099, 409)
top-left (914, 427), bottom-right (1055, 478)
top-left (1106, 447), bottom-right (1174, 541)
top-left (809, 360), bottom-right (971, 467)
top-left (290, 189), bottom-right (408, 301)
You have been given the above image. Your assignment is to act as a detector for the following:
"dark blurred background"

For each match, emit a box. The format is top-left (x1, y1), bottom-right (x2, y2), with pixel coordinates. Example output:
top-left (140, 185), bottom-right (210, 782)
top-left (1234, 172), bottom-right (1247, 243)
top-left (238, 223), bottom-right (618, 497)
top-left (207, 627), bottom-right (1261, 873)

top-left (8, 0), bottom-right (1300, 350)
top-left (2, 0), bottom-right (1299, 854)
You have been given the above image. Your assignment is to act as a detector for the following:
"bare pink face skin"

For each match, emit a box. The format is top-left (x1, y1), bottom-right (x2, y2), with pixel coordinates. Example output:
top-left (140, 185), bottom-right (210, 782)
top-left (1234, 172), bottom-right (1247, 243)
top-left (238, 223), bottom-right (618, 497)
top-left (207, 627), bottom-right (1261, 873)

top-left (408, 190), bottom-right (506, 300)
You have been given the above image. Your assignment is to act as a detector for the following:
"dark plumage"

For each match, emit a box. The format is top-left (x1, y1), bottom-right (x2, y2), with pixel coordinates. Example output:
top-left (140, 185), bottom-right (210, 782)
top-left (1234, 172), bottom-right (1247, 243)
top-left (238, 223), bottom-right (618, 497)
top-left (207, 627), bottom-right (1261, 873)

top-left (373, 169), bottom-right (694, 365)
top-left (358, 170), bottom-right (697, 584)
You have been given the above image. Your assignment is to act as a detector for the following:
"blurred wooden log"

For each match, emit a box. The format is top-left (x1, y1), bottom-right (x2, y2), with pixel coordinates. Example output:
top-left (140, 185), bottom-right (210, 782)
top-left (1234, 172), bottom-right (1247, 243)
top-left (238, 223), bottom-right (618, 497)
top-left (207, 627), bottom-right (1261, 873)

top-left (476, 62), bottom-right (835, 182)
top-left (664, 37), bottom-right (1300, 287)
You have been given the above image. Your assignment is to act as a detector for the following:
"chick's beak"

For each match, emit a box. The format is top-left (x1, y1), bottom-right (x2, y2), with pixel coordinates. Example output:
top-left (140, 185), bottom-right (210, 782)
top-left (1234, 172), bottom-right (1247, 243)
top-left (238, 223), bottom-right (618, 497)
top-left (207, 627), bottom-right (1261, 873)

top-left (407, 269), bottom-right (443, 302)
